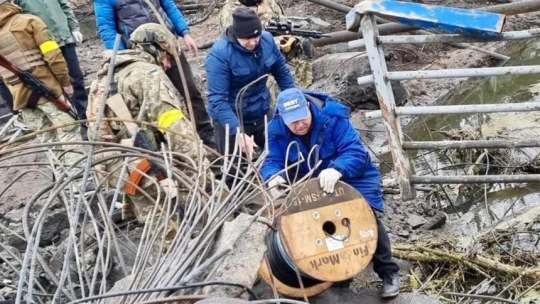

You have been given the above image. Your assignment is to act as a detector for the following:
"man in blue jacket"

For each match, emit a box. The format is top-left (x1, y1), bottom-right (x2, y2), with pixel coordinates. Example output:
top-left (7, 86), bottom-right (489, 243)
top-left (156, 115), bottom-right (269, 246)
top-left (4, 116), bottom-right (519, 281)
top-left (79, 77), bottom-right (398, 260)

top-left (94, 0), bottom-right (216, 148)
top-left (261, 88), bottom-right (400, 298)
top-left (205, 7), bottom-right (295, 157)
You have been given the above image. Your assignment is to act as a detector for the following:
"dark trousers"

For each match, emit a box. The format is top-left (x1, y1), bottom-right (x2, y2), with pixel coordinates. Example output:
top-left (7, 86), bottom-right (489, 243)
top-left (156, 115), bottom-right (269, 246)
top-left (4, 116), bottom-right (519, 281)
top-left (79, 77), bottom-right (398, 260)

top-left (60, 43), bottom-right (88, 120)
top-left (373, 215), bottom-right (400, 278)
top-left (165, 52), bottom-right (215, 146)
top-left (213, 108), bottom-right (273, 187)
top-left (0, 78), bottom-right (16, 115)
top-left (214, 107), bottom-right (273, 155)
top-left (61, 44), bottom-right (88, 139)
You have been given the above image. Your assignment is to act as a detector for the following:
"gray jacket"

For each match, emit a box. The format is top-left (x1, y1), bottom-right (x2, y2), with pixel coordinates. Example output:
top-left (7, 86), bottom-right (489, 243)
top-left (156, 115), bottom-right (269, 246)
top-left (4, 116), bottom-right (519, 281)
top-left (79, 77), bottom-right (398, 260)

top-left (17, 0), bottom-right (80, 46)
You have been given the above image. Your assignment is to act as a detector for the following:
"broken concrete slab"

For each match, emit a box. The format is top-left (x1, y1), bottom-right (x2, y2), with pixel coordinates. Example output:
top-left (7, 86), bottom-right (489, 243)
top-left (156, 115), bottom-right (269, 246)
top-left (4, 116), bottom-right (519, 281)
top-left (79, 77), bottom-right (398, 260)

top-left (422, 212), bottom-right (447, 231)
top-left (397, 230), bottom-right (410, 238)
top-left (203, 213), bottom-right (268, 298)
top-left (311, 52), bottom-right (407, 111)
top-left (308, 17), bottom-right (332, 29)
top-left (407, 214), bottom-right (427, 229)
top-left (3, 209), bottom-right (24, 224)
top-left (39, 209), bottom-right (70, 246)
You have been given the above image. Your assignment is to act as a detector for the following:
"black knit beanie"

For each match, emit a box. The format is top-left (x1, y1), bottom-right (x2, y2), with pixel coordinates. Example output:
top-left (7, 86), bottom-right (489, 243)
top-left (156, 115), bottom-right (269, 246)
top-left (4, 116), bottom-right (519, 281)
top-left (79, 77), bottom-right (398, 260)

top-left (232, 7), bottom-right (262, 39)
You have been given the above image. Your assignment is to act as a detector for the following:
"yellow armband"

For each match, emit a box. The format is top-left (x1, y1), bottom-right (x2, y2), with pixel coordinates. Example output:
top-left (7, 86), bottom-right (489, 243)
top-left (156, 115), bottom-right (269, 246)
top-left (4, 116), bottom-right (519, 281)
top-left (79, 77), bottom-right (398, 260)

top-left (39, 40), bottom-right (59, 54)
top-left (157, 109), bottom-right (185, 132)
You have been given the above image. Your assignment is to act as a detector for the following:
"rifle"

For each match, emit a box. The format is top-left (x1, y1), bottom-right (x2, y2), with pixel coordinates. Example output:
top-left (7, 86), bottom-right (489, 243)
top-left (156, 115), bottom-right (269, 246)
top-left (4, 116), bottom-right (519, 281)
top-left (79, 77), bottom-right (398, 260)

top-left (124, 130), bottom-right (168, 195)
top-left (0, 53), bottom-right (78, 120)
top-left (266, 21), bottom-right (330, 39)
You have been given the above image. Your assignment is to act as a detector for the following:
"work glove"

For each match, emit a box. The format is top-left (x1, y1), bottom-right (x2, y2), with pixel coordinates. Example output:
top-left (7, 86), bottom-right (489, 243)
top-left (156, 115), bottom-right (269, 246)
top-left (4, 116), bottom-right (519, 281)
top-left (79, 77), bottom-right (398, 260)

top-left (72, 30), bottom-right (83, 44)
top-left (268, 175), bottom-right (286, 199)
top-left (319, 168), bottom-right (342, 193)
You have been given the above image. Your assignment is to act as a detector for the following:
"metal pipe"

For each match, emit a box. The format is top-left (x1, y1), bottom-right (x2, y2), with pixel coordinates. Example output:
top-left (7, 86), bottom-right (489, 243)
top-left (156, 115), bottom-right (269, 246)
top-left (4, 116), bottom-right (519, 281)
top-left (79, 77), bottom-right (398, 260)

top-left (357, 65), bottom-right (540, 85)
top-left (402, 139), bottom-right (540, 150)
top-left (314, 22), bottom-right (411, 46)
top-left (411, 174), bottom-right (540, 184)
top-left (364, 101), bottom-right (540, 119)
top-left (445, 42), bottom-right (510, 61)
top-left (349, 28), bottom-right (540, 48)
top-left (305, 0), bottom-right (350, 13)
top-left (487, 0), bottom-right (540, 15)
top-left (349, 30), bottom-right (510, 61)
top-left (361, 14), bottom-right (416, 199)
top-left (314, 0), bottom-right (540, 47)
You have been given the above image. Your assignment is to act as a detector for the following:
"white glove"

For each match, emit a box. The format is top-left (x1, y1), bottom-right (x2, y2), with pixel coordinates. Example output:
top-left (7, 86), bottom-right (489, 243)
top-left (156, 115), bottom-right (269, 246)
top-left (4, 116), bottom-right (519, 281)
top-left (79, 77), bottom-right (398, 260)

top-left (268, 175), bottom-right (286, 198)
top-left (72, 30), bottom-right (83, 44)
top-left (319, 168), bottom-right (342, 193)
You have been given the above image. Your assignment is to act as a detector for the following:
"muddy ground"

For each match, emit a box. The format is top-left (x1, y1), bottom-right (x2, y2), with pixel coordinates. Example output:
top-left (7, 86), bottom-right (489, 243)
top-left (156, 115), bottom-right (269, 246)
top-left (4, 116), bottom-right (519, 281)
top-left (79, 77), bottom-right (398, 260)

top-left (1, 0), bottom-right (540, 301)
top-left (54, 0), bottom-right (540, 238)
top-left (2, 0), bottom-right (540, 242)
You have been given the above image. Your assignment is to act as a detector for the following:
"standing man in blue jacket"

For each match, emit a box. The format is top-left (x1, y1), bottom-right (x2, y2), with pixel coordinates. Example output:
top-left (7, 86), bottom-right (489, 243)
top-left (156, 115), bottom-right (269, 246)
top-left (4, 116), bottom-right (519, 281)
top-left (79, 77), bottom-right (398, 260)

top-left (261, 88), bottom-right (401, 298)
top-left (205, 7), bottom-right (295, 158)
top-left (94, 0), bottom-right (216, 148)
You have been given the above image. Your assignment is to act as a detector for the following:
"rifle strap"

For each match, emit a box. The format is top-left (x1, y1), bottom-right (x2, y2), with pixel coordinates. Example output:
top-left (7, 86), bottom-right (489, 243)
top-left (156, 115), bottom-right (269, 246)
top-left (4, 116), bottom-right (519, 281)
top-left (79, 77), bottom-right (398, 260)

top-left (106, 94), bottom-right (138, 136)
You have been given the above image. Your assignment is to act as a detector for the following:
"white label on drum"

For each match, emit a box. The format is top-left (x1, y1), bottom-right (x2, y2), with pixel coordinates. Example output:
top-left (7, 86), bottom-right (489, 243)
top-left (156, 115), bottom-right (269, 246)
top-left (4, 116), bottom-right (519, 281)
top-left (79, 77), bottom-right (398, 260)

top-left (325, 236), bottom-right (345, 251)
top-left (359, 229), bottom-right (375, 239)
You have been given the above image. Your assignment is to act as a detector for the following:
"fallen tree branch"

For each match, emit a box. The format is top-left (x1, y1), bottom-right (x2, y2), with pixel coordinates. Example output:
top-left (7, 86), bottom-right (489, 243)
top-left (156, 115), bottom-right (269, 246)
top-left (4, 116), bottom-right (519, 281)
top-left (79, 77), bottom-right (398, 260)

top-left (393, 244), bottom-right (540, 280)
top-left (443, 292), bottom-right (521, 304)
top-left (188, 0), bottom-right (220, 26)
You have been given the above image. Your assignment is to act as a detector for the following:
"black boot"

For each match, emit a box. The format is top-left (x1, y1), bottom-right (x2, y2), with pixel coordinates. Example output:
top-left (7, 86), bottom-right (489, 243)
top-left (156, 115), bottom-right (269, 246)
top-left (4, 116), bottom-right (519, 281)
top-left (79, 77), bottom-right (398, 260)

top-left (381, 272), bottom-right (400, 298)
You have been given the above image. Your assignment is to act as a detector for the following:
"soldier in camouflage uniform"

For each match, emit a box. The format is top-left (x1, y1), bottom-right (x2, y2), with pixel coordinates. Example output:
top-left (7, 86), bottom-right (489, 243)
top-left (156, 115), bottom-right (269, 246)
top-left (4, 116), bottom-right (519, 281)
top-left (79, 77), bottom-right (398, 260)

top-left (0, 0), bottom-right (80, 169)
top-left (219, 0), bottom-right (314, 90)
top-left (88, 23), bottom-right (213, 227)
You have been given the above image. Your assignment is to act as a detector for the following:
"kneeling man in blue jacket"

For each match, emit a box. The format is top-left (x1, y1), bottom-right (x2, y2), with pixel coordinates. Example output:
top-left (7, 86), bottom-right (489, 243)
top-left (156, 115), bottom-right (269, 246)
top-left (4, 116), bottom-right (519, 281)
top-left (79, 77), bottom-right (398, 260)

top-left (261, 88), bottom-right (400, 298)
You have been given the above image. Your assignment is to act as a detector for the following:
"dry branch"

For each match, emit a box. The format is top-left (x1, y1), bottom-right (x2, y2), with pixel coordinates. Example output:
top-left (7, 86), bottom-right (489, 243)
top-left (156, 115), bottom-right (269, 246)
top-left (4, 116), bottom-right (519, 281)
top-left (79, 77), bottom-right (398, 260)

top-left (394, 244), bottom-right (540, 280)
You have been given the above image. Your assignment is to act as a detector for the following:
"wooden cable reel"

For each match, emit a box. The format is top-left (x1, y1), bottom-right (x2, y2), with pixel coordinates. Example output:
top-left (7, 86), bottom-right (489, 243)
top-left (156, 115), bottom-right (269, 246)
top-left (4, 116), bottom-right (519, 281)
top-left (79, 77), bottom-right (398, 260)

top-left (258, 179), bottom-right (378, 298)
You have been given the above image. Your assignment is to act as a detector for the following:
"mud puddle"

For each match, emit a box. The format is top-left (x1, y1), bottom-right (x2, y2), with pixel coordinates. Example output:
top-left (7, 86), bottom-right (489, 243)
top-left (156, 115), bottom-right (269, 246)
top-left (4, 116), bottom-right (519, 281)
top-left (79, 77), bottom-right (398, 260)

top-left (392, 38), bottom-right (540, 222)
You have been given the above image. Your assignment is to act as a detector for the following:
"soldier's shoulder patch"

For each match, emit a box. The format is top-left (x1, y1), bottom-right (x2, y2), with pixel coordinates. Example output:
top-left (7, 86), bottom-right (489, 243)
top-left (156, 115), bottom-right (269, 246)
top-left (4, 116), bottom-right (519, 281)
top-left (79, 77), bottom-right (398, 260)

top-left (149, 68), bottom-right (161, 76)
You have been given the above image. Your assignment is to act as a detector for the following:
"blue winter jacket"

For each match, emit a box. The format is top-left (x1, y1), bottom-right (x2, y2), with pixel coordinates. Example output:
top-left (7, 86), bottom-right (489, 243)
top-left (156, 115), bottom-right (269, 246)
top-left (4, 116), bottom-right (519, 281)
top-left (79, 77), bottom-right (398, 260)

top-left (261, 90), bottom-right (384, 212)
top-left (95, 0), bottom-right (190, 50)
top-left (205, 29), bottom-right (295, 135)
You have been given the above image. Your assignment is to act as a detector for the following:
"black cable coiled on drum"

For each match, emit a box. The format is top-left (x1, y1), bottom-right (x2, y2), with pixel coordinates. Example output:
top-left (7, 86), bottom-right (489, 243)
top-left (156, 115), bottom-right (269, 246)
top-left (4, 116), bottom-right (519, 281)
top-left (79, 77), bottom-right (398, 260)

top-left (265, 230), bottom-right (324, 288)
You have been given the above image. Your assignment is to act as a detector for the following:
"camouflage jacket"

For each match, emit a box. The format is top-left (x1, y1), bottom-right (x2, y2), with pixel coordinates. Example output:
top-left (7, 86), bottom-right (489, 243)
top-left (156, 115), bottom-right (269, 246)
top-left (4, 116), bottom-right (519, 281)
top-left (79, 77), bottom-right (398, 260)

top-left (220, 0), bottom-right (284, 30)
top-left (87, 50), bottom-right (201, 156)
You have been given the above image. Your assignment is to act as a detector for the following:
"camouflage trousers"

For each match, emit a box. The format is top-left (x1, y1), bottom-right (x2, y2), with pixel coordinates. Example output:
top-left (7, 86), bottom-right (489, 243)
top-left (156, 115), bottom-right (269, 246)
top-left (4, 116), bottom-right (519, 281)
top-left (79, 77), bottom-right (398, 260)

top-left (98, 136), bottom-right (216, 241)
top-left (21, 99), bottom-right (82, 171)
top-left (268, 57), bottom-right (313, 106)
top-left (291, 57), bottom-right (314, 89)
top-left (121, 159), bottom-right (217, 242)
